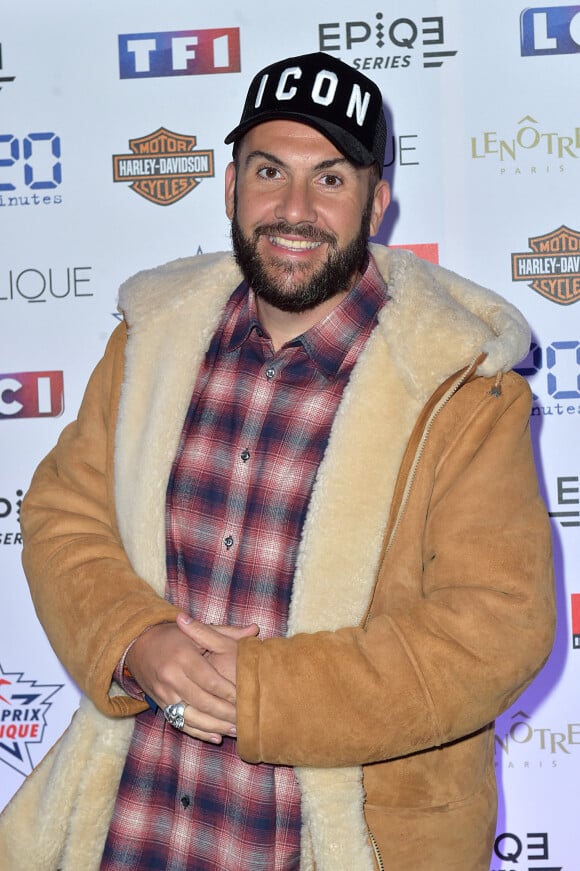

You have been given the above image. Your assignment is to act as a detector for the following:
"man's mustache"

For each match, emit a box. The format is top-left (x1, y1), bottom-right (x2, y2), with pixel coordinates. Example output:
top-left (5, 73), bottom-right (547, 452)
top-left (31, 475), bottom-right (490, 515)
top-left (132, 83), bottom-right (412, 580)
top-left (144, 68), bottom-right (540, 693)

top-left (254, 222), bottom-right (336, 246)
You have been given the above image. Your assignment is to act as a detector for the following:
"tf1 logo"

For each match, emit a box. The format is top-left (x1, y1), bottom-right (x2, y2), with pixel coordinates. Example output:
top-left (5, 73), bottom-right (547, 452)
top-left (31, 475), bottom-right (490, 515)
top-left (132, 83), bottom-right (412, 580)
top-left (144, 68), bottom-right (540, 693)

top-left (0, 372), bottom-right (64, 419)
top-left (521, 5), bottom-right (580, 55)
top-left (118, 27), bottom-right (240, 78)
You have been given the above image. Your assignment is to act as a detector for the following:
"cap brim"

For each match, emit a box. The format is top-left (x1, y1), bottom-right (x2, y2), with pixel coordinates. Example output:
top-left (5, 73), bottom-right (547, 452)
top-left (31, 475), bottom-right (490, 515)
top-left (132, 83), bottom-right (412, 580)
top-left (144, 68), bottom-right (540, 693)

top-left (224, 112), bottom-right (375, 167)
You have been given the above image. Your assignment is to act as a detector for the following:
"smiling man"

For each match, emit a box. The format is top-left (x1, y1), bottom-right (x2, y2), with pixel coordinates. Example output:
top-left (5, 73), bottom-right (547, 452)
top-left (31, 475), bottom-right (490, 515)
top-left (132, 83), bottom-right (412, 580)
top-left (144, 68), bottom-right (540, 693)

top-left (226, 119), bottom-right (388, 347)
top-left (1, 53), bottom-right (554, 871)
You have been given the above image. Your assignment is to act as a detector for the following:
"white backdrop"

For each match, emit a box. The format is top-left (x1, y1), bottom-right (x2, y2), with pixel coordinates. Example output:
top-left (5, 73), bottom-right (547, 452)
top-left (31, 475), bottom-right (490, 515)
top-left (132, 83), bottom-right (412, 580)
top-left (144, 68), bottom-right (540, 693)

top-left (1, 2), bottom-right (579, 867)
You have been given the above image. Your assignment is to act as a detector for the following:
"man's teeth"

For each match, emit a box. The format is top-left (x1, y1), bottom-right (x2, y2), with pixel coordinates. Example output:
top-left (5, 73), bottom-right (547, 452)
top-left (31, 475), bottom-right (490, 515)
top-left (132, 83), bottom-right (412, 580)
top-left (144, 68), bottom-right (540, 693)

top-left (269, 236), bottom-right (322, 250)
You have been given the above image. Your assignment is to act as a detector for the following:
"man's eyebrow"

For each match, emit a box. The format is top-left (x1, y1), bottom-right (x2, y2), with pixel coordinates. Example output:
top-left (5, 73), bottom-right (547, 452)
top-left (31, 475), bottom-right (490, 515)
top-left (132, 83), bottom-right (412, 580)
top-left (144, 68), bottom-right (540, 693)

top-left (243, 150), bottom-right (354, 173)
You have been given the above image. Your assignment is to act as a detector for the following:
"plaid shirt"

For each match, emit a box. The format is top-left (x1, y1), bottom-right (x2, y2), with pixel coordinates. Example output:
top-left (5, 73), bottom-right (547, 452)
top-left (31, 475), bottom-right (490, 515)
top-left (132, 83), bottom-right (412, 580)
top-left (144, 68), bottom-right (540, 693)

top-left (101, 255), bottom-right (388, 871)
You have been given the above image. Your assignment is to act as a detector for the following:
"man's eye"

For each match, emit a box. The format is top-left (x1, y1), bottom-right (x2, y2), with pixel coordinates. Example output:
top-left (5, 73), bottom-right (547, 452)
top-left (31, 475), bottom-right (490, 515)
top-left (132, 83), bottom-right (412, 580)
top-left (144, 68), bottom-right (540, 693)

top-left (320, 174), bottom-right (342, 187)
top-left (258, 166), bottom-right (282, 179)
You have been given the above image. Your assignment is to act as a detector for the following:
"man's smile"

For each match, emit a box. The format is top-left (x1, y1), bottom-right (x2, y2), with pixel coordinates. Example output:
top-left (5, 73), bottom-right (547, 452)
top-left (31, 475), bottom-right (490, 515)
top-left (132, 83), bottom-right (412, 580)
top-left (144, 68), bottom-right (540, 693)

top-left (267, 235), bottom-right (324, 251)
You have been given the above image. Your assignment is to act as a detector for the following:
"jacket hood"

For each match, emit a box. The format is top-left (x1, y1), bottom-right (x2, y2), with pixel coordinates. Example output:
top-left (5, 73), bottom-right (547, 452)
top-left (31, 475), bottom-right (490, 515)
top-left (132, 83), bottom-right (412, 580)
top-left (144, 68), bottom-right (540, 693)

top-left (368, 244), bottom-right (529, 398)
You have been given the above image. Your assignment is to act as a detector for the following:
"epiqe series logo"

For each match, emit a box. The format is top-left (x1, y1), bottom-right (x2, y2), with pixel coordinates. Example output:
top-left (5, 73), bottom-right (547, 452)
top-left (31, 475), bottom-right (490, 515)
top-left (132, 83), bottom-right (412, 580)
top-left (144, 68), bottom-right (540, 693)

top-left (548, 476), bottom-right (579, 528)
top-left (112, 127), bottom-right (215, 205)
top-left (118, 27), bottom-right (240, 78)
top-left (0, 664), bottom-right (63, 776)
top-left (511, 226), bottom-right (580, 305)
top-left (317, 12), bottom-right (457, 70)
top-left (470, 115), bottom-right (579, 175)
top-left (521, 5), bottom-right (580, 56)
top-left (0, 371), bottom-right (64, 419)
top-left (0, 131), bottom-right (62, 207)
top-left (492, 830), bottom-right (562, 871)
top-left (1, 266), bottom-right (93, 303)
top-left (0, 44), bottom-right (15, 90)
top-left (0, 487), bottom-right (23, 546)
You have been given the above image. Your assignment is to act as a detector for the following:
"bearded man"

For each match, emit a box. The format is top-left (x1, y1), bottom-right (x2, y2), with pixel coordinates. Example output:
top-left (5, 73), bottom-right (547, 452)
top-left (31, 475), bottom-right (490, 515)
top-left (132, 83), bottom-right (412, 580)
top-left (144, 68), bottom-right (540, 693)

top-left (0, 52), bottom-right (554, 871)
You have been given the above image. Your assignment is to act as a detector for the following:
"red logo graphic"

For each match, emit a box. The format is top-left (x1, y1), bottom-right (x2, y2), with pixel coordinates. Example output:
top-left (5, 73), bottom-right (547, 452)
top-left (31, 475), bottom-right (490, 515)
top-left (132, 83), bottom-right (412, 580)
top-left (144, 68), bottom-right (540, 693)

top-left (112, 127), bottom-right (215, 205)
top-left (572, 594), bottom-right (580, 649)
top-left (0, 371), bottom-right (64, 419)
top-left (389, 242), bottom-right (439, 264)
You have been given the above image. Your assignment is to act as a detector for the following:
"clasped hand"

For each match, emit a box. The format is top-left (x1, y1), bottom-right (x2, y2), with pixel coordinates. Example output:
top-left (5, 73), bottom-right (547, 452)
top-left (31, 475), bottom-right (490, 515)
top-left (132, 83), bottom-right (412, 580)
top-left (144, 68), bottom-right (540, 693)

top-left (125, 613), bottom-right (259, 744)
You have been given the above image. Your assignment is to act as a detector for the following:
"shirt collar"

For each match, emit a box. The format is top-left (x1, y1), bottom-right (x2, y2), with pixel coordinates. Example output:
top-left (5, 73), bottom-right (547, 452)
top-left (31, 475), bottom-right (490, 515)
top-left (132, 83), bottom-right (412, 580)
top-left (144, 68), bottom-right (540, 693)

top-left (224, 253), bottom-right (389, 379)
top-left (299, 253), bottom-right (389, 379)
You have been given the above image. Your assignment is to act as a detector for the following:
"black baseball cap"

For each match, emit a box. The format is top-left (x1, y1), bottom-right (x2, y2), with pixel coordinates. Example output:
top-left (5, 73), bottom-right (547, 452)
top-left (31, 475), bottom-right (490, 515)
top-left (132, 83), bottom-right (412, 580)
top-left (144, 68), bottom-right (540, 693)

top-left (225, 52), bottom-right (387, 170)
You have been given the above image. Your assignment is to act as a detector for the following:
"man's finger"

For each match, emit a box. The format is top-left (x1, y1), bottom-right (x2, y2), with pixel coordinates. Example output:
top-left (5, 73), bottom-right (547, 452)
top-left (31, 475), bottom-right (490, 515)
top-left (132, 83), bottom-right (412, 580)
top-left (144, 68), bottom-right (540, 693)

top-left (176, 613), bottom-right (259, 646)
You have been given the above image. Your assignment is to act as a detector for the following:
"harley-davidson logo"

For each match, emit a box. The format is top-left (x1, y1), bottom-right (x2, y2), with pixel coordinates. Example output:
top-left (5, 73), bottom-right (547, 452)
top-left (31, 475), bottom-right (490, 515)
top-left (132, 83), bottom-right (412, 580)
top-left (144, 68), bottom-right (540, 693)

top-left (511, 225), bottom-right (580, 305)
top-left (112, 127), bottom-right (215, 205)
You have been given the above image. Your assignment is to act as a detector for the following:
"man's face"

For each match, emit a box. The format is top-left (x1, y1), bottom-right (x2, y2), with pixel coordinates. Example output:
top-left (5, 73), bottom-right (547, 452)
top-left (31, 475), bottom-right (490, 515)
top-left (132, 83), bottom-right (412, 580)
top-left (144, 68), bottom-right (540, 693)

top-left (225, 120), bottom-right (389, 314)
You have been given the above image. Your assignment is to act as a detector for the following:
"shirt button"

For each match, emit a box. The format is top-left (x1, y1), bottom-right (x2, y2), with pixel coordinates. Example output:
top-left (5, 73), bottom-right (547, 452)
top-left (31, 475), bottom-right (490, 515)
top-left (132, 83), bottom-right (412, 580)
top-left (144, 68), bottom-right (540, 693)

top-left (240, 449), bottom-right (250, 462)
top-left (265, 366), bottom-right (275, 380)
top-left (224, 535), bottom-right (234, 549)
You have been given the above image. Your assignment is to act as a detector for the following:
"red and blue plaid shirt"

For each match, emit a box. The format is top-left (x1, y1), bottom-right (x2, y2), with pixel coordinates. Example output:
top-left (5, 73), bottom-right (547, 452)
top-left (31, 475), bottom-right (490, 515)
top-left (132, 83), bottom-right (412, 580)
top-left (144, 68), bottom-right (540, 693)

top-left (101, 254), bottom-right (388, 870)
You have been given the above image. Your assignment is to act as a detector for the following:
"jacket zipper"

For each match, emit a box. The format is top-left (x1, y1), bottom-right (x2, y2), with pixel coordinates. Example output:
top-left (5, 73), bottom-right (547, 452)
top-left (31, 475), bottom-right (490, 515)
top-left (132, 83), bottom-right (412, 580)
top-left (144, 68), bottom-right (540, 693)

top-left (368, 829), bottom-right (385, 871)
top-left (363, 352), bottom-right (485, 631)
top-left (364, 356), bottom-right (487, 863)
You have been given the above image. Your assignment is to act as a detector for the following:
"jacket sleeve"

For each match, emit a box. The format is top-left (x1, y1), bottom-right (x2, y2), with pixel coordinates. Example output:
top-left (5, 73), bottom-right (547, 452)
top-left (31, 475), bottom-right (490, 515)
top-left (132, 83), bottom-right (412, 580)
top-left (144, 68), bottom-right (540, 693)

top-left (235, 373), bottom-right (555, 766)
top-left (20, 323), bottom-right (180, 717)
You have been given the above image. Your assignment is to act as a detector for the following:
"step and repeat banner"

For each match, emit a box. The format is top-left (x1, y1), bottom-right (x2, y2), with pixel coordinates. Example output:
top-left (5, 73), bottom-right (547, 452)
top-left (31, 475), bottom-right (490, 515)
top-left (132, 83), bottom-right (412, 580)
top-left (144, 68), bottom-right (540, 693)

top-left (1, 1), bottom-right (579, 867)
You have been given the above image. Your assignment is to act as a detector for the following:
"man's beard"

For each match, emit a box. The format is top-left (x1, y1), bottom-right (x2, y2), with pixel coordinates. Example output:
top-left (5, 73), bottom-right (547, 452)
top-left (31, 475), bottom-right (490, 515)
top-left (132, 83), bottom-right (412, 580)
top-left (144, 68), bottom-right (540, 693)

top-left (230, 200), bottom-right (372, 314)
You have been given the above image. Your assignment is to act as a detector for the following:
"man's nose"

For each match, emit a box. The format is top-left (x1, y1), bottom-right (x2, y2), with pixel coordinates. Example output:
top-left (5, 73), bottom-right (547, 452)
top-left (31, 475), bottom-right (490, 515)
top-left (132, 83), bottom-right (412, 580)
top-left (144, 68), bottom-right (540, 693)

top-left (274, 178), bottom-right (317, 225)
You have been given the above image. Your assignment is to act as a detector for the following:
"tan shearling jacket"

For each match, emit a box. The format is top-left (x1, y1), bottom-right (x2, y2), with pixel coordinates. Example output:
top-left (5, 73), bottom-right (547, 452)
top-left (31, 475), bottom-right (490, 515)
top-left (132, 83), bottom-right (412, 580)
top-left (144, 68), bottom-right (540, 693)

top-left (0, 245), bottom-right (555, 870)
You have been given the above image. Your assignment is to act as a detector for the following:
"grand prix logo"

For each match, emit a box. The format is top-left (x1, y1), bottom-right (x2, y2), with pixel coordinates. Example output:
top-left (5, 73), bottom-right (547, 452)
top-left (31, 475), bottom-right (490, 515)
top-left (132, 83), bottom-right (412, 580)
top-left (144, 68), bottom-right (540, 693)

top-left (112, 127), bottom-right (215, 205)
top-left (0, 664), bottom-right (63, 775)
top-left (511, 225), bottom-right (580, 305)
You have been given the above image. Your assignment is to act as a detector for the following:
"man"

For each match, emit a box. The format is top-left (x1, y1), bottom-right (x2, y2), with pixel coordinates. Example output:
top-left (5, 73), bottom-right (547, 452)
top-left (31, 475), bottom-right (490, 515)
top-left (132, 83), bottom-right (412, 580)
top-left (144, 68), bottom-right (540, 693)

top-left (0, 52), bottom-right (554, 870)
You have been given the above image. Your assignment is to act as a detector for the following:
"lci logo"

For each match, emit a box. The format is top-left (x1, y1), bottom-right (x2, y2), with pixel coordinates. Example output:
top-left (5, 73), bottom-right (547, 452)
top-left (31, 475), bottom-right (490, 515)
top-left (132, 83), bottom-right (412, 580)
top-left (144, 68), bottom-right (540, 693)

top-left (118, 28), bottom-right (241, 78)
top-left (0, 371), bottom-right (64, 419)
top-left (0, 664), bottom-right (63, 776)
top-left (511, 226), bottom-right (580, 305)
top-left (112, 127), bottom-right (215, 205)
top-left (521, 5), bottom-right (580, 56)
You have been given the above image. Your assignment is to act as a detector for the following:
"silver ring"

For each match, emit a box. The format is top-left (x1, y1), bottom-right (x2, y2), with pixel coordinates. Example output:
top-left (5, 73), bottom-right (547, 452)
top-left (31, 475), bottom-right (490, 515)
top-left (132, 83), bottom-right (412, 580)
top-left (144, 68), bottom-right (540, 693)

top-left (164, 701), bottom-right (187, 731)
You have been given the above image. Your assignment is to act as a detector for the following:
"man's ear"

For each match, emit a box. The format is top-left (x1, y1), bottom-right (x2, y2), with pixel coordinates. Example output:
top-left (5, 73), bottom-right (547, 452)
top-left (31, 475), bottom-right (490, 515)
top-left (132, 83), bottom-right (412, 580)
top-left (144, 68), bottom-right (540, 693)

top-left (225, 161), bottom-right (236, 220)
top-left (369, 178), bottom-right (391, 238)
